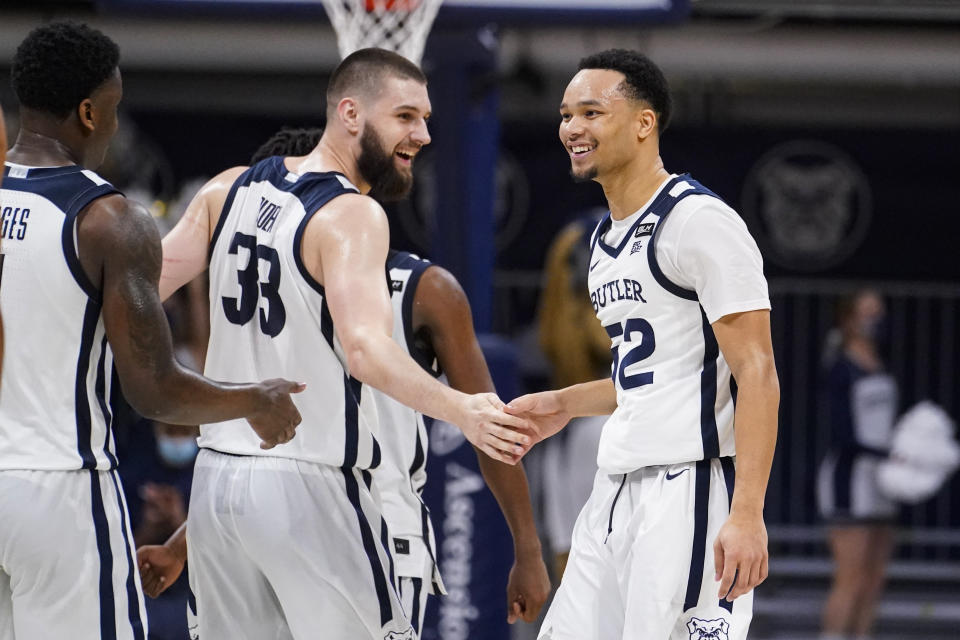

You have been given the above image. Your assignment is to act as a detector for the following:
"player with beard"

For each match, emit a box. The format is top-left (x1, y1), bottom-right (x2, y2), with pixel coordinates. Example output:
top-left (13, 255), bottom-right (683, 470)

top-left (154, 48), bottom-right (534, 639)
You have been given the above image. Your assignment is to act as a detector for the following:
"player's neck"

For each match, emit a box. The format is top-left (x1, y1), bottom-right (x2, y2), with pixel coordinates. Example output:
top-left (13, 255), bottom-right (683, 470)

top-left (601, 156), bottom-right (670, 221)
top-left (7, 125), bottom-right (83, 168)
top-left (290, 134), bottom-right (371, 195)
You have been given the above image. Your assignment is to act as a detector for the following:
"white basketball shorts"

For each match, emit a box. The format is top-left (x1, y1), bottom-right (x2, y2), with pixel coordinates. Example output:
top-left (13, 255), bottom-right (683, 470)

top-left (186, 449), bottom-right (415, 640)
top-left (392, 534), bottom-right (437, 636)
top-left (539, 458), bottom-right (753, 640)
top-left (0, 468), bottom-right (147, 640)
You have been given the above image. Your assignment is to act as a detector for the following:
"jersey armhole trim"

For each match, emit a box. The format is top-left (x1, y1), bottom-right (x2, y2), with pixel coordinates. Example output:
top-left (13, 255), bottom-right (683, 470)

top-left (292, 190), bottom-right (358, 297)
top-left (61, 184), bottom-right (121, 302)
top-left (647, 185), bottom-right (726, 302)
top-left (208, 168), bottom-right (250, 262)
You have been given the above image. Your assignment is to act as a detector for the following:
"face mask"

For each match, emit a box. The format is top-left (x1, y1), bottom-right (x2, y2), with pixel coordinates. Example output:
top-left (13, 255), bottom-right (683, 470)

top-left (859, 316), bottom-right (886, 341)
top-left (156, 434), bottom-right (199, 468)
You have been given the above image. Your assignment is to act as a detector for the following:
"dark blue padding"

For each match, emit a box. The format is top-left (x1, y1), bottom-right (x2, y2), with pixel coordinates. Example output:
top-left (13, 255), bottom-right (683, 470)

top-left (108, 471), bottom-right (146, 639)
top-left (89, 470), bottom-right (118, 640)
top-left (683, 458), bottom-right (712, 612)
top-left (341, 468), bottom-right (394, 627)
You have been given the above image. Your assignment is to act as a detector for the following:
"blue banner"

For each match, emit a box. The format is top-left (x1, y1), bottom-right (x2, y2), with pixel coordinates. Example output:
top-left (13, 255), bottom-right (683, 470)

top-left (420, 335), bottom-right (520, 640)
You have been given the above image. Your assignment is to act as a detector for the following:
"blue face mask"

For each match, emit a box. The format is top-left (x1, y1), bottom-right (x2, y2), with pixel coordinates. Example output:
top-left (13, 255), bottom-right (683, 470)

top-left (156, 434), bottom-right (199, 468)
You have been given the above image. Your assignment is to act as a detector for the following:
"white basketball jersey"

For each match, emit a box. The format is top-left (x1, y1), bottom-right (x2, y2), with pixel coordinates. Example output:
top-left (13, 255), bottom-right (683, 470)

top-left (200, 157), bottom-right (382, 468)
top-left (373, 250), bottom-right (444, 591)
top-left (0, 163), bottom-right (121, 471)
top-left (374, 250), bottom-right (434, 538)
top-left (588, 175), bottom-right (754, 472)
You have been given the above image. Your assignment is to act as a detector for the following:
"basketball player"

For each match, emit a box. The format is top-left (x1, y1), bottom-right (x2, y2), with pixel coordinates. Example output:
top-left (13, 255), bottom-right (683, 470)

top-left (0, 22), bottom-right (303, 640)
top-left (138, 248), bottom-right (552, 632)
top-left (505, 50), bottom-right (780, 640)
top-left (146, 49), bottom-right (533, 639)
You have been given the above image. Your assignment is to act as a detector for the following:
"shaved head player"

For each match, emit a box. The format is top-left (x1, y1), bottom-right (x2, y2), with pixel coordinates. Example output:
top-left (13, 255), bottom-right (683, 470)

top-left (151, 49), bottom-right (533, 639)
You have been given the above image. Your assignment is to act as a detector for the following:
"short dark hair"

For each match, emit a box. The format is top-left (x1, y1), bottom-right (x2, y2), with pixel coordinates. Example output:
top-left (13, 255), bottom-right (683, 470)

top-left (326, 48), bottom-right (426, 114)
top-left (578, 49), bottom-right (672, 133)
top-left (11, 21), bottom-right (120, 119)
top-left (250, 127), bottom-right (324, 164)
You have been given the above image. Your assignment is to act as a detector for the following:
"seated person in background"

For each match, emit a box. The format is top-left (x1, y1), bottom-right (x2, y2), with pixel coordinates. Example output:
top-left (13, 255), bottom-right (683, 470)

top-left (817, 289), bottom-right (897, 640)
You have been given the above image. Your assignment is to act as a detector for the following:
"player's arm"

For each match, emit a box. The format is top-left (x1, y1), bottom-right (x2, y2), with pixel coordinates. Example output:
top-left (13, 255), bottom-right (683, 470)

top-left (80, 195), bottom-right (303, 446)
top-left (313, 195), bottom-right (531, 464)
top-left (505, 377), bottom-right (617, 444)
top-left (137, 521), bottom-right (187, 598)
top-left (412, 266), bottom-right (550, 623)
top-left (711, 309), bottom-right (778, 601)
top-left (159, 166), bottom-right (245, 302)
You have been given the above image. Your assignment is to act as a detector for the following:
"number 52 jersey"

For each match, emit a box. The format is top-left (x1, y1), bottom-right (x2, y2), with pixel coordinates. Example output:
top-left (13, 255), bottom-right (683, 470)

top-left (587, 174), bottom-right (770, 474)
top-left (201, 157), bottom-right (382, 468)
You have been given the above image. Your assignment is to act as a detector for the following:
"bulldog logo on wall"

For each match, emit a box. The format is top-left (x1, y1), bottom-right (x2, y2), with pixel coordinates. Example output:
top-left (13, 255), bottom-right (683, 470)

top-left (687, 617), bottom-right (730, 640)
top-left (742, 140), bottom-right (872, 272)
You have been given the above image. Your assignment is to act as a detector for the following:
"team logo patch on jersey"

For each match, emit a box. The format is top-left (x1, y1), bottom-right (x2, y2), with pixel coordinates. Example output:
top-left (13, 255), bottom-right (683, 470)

top-left (634, 222), bottom-right (654, 237)
top-left (687, 617), bottom-right (730, 640)
top-left (391, 279), bottom-right (404, 292)
top-left (630, 240), bottom-right (644, 255)
top-left (384, 628), bottom-right (416, 640)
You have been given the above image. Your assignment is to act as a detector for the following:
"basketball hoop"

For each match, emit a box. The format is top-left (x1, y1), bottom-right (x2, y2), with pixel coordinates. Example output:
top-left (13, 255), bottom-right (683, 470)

top-left (319, 0), bottom-right (444, 65)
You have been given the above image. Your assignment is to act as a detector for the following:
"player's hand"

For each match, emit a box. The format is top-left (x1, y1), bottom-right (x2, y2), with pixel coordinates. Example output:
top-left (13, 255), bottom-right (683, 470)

top-left (455, 393), bottom-right (534, 465)
top-left (713, 509), bottom-right (768, 601)
top-left (247, 379), bottom-right (306, 449)
top-left (506, 548), bottom-right (551, 624)
top-left (504, 391), bottom-right (571, 445)
top-left (137, 544), bottom-right (186, 598)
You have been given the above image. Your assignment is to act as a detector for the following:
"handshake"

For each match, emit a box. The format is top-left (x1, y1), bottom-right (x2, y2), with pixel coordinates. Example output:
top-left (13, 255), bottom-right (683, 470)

top-left (248, 382), bottom-right (568, 465)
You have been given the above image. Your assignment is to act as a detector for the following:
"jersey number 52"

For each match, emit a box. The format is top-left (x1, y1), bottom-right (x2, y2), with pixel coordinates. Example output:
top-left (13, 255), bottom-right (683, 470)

top-left (604, 318), bottom-right (655, 390)
top-left (222, 231), bottom-right (286, 337)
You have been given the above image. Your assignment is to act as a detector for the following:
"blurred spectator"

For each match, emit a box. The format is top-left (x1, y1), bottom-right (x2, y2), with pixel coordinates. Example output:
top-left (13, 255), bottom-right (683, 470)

top-left (816, 289), bottom-right (897, 640)
top-left (120, 419), bottom-right (198, 640)
top-left (536, 211), bottom-right (610, 579)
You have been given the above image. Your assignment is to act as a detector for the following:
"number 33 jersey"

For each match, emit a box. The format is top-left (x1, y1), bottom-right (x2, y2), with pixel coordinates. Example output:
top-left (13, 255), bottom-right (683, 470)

top-left (587, 174), bottom-right (770, 473)
top-left (202, 156), bottom-right (382, 468)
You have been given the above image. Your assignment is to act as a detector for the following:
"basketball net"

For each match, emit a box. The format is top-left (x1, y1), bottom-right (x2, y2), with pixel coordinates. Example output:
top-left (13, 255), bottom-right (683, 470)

top-left (318, 0), bottom-right (444, 65)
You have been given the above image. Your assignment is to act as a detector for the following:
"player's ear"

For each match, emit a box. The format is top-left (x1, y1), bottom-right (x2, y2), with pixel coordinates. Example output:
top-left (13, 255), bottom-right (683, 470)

top-left (77, 98), bottom-right (96, 134)
top-left (337, 97), bottom-right (362, 135)
top-left (635, 106), bottom-right (658, 142)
